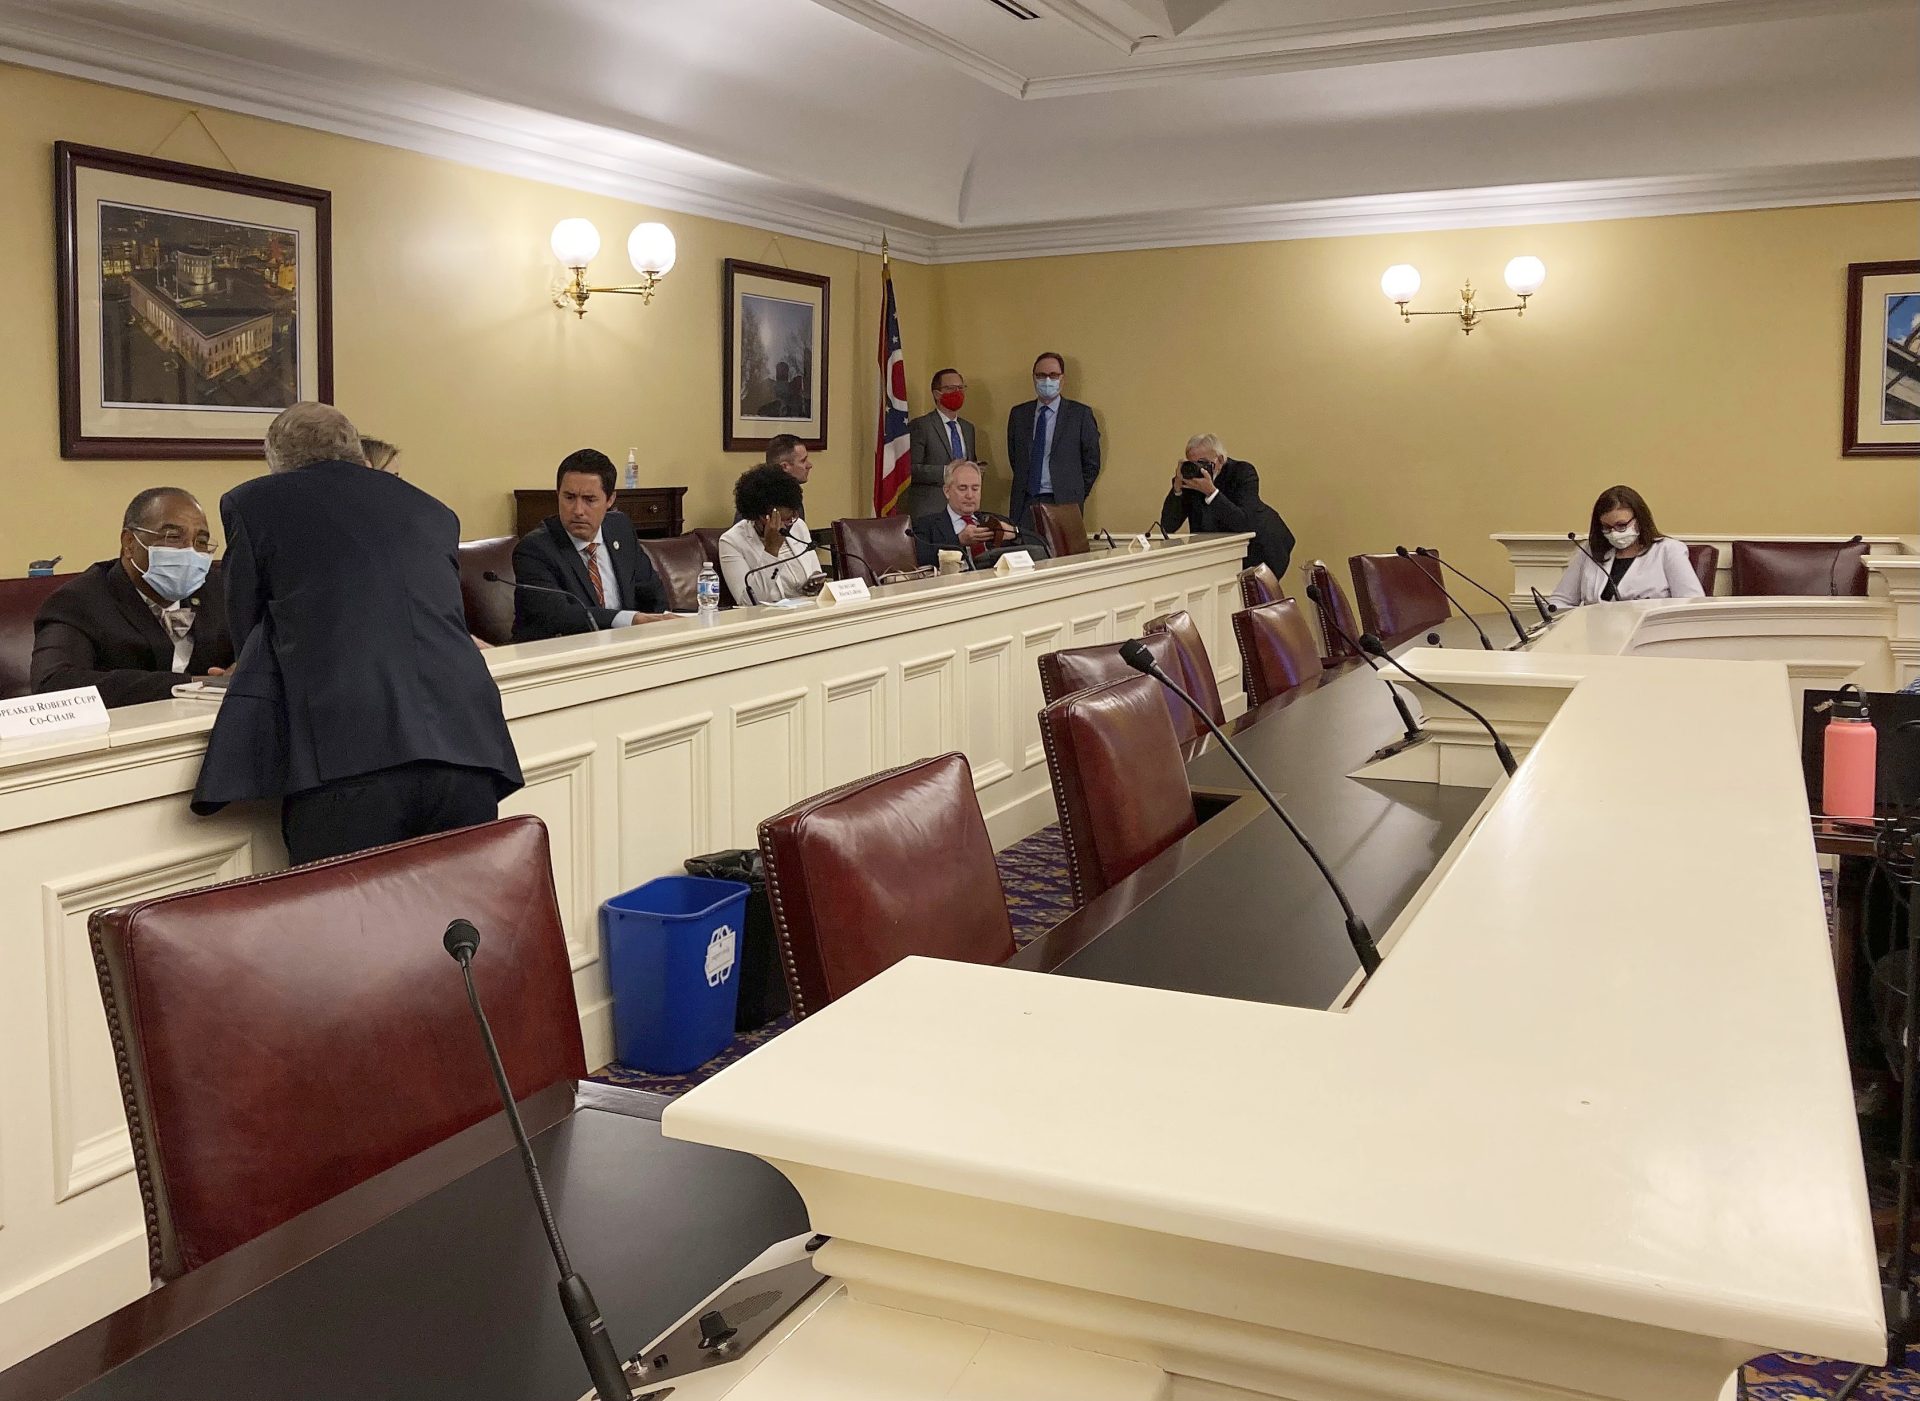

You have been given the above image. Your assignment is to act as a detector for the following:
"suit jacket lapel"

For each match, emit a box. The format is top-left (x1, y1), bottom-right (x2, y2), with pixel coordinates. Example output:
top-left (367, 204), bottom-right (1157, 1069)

top-left (607, 516), bottom-right (638, 610)
top-left (545, 517), bottom-right (598, 602)
top-left (106, 562), bottom-right (174, 669)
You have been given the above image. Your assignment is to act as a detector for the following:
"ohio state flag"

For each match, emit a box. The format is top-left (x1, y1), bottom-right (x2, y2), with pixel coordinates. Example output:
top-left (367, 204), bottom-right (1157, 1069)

top-left (872, 259), bottom-right (911, 516)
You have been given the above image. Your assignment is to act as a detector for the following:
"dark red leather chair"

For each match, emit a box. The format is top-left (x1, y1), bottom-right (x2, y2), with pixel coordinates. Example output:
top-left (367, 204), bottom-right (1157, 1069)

top-left (831, 516), bottom-right (918, 585)
top-left (456, 536), bottom-right (517, 646)
top-left (1685, 542), bottom-right (1719, 596)
top-left (87, 816), bottom-right (585, 1281)
top-left (1238, 563), bottom-right (1284, 610)
top-left (1038, 631), bottom-right (1199, 745)
top-left (1303, 560), bottom-right (1363, 665)
top-left (1349, 551), bottom-right (1449, 645)
top-left (690, 527), bottom-right (735, 607)
top-left (757, 752), bottom-right (1015, 1019)
top-left (1233, 599), bottom-right (1325, 708)
top-left (1730, 539), bottom-right (1869, 596)
top-left (1030, 501), bottom-right (1090, 558)
top-left (0, 572), bottom-right (77, 699)
top-left (1143, 610), bottom-right (1226, 728)
top-left (1040, 674), bottom-right (1197, 908)
top-left (636, 532), bottom-right (707, 611)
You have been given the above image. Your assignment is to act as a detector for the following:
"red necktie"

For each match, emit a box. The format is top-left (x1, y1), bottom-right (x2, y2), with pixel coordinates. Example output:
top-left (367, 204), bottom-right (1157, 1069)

top-left (963, 514), bottom-right (985, 558)
top-left (582, 542), bottom-right (607, 607)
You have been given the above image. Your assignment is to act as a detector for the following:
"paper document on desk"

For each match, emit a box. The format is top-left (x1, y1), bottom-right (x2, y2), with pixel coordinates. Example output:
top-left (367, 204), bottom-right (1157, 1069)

top-left (171, 676), bottom-right (229, 702)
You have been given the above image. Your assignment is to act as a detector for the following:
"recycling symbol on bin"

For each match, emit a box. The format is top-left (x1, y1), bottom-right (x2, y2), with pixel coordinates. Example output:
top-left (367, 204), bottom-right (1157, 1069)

top-left (704, 924), bottom-right (738, 988)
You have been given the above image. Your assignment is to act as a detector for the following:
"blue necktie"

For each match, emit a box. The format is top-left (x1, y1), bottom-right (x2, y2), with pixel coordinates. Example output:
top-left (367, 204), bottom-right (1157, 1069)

top-left (947, 419), bottom-right (964, 461)
top-left (1030, 405), bottom-right (1050, 495)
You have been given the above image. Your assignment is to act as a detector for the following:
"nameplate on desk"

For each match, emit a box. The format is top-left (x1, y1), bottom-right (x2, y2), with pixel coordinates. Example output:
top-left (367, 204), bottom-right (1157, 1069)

top-left (994, 551), bottom-right (1036, 575)
top-left (817, 577), bottom-right (873, 607)
top-left (1127, 534), bottom-right (1152, 552)
top-left (0, 686), bottom-right (108, 741)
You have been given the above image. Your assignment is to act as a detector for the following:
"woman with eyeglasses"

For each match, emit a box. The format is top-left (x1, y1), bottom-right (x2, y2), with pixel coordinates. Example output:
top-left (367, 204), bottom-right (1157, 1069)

top-left (1547, 484), bottom-right (1706, 609)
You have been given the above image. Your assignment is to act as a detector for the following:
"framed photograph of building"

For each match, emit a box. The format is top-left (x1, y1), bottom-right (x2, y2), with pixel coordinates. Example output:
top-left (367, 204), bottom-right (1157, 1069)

top-left (1844, 259), bottom-right (1920, 458)
top-left (55, 142), bottom-right (333, 459)
top-left (723, 259), bottom-right (829, 452)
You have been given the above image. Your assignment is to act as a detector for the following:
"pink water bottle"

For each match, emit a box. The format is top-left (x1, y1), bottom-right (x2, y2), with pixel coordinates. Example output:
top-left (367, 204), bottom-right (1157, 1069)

top-left (1819, 685), bottom-right (1877, 820)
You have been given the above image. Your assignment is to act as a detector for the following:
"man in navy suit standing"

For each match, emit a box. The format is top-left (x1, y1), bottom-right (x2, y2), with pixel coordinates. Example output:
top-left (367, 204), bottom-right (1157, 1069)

top-left (1006, 351), bottom-right (1101, 528)
top-left (191, 403), bottom-right (522, 866)
top-left (510, 449), bottom-right (668, 641)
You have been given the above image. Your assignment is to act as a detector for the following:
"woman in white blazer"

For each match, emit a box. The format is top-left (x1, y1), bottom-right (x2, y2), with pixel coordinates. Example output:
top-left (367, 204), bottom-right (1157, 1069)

top-left (1547, 484), bottom-right (1706, 609)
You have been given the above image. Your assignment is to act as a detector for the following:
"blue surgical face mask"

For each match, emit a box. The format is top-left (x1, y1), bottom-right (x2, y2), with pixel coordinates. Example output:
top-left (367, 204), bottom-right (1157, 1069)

top-left (1034, 376), bottom-right (1062, 401)
top-left (141, 545), bottom-right (212, 603)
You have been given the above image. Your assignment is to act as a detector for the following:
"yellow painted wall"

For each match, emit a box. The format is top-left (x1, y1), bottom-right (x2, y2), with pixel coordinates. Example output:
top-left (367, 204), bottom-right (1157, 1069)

top-left (0, 62), bottom-right (931, 569)
top-left (926, 203), bottom-right (1919, 591)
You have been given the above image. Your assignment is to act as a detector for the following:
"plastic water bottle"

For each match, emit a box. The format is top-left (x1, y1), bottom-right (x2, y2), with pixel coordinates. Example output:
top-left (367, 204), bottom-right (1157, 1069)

top-left (624, 448), bottom-right (639, 490)
top-left (697, 563), bottom-right (721, 619)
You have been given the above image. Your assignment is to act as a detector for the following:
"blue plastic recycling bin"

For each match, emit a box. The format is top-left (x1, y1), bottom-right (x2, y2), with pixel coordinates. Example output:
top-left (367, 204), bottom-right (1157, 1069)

top-left (602, 875), bottom-right (750, 1074)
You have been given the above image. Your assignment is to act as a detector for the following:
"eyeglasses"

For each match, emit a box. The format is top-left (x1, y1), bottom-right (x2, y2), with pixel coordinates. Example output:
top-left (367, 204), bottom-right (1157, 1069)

top-left (131, 525), bottom-right (216, 553)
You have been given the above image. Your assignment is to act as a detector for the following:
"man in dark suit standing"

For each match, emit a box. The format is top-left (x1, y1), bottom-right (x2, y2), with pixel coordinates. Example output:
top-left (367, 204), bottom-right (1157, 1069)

top-left (910, 461), bottom-right (1013, 568)
top-left (904, 367), bottom-right (978, 519)
top-left (1006, 351), bottom-right (1100, 528)
top-left (511, 449), bottom-right (669, 642)
top-left (1159, 433), bottom-right (1297, 576)
top-left (31, 487), bottom-right (234, 707)
top-left (190, 403), bottom-right (522, 866)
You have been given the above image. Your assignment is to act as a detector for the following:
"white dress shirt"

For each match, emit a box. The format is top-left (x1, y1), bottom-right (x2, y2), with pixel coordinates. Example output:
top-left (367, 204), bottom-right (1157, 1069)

top-left (573, 529), bottom-right (636, 626)
top-left (938, 409), bottom-right (967, 461)
top-left (1547, 535), bottom-right (1707, 609)
top-left (718, 517), bottom-right (826, 605)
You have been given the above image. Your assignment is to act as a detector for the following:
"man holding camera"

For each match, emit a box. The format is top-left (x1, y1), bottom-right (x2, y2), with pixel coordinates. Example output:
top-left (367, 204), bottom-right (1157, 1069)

top-left (1159, 433), bottom-right (1296, 576)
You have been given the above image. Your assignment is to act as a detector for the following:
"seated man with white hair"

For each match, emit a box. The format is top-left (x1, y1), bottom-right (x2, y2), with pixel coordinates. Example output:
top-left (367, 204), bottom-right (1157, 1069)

top-left (1158, 432), bottom-right (1296, 576)
top-left (910, 460), bottom-right (1015, 569)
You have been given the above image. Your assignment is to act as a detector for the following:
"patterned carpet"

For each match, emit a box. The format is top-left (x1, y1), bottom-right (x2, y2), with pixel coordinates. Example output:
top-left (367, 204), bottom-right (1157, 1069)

top-left (589, 835), bottom-right (1915, 1396)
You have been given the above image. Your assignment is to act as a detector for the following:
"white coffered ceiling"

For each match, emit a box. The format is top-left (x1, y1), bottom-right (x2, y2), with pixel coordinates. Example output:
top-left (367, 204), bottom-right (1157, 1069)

top-left (1, 0), bottom-right (1913, 258)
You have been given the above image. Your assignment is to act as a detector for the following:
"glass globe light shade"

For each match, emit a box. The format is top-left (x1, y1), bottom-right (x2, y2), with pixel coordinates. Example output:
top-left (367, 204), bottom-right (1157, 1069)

top-left (1380, 264), bottom-right (1421, 303)
top-left (628, 222), bottom-right (677, 276)
top-left (1503, 255), bottom-right (1546, 296)
top-left (550, 218), bottom-right (601, 269)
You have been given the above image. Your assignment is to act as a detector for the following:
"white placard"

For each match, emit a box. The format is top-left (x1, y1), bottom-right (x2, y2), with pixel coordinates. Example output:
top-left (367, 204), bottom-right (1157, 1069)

top-left (994, 551), bottom-right (1036, 576)
top-left (1127, 534), bottom-right (1152, 552)
top-left (0, 687), bottom-right (109, 742)
top-left (816, 577), bottom-right (873, 607)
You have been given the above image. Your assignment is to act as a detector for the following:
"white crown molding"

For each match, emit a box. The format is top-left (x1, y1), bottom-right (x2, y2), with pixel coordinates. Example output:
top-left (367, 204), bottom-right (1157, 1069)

top-left (803, 0), bottom-right (1029, 95)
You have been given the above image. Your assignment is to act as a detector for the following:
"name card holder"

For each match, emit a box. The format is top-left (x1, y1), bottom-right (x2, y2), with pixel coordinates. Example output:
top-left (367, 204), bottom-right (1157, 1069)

top-left (0, 686), bottom-right (108, 742)
top-left (994, 551), bottom-right (1036, 576)
top-left (817, 577), bottom-right (874, 608)
top-left (1127, 534), bottom-right (1152, 552)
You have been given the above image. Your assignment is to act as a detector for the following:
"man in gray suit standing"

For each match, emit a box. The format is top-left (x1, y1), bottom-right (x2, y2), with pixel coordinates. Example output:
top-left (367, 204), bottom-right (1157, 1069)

top-left (1006, 351), bottom-right (1101, 528)
top-left (904, 367), bottom-right (977, 518)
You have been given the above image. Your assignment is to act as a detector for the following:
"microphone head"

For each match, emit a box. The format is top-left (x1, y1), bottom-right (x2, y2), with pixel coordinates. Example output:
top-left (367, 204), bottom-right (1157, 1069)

top-left (1394, 545), bottom-right (1411, 557)
top-left (1304, 583), bottom-right (1323, 604)
top-left (1414, 546), bottom-right (1434, 557)
top-left (1118, 638), bottom-right (1156, 675)
top-left (443, 919), bottom-right (481, 963)
top-left (1426, 632), bottom-right (1442, 646)
top-left (1848, 534), bottom-right (1865, 545)
top-left (1565, 531), bottom-right (1579, 542)
top-left (482, 571), bottom-right (503, 583)
top-left (1359, 633), bottom-right (1388, 656)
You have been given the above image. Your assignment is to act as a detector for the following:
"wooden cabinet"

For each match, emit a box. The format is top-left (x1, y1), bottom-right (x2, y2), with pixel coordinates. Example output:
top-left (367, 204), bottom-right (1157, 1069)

top-left (512, 485), bottom-right (687, 541)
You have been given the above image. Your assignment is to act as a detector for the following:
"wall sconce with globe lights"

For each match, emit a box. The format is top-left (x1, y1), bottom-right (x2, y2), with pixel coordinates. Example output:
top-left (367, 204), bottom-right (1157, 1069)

top-left (1380, 256), bottom-right (1546, 335)
top-left (551, 218), bottom-right (677, 317)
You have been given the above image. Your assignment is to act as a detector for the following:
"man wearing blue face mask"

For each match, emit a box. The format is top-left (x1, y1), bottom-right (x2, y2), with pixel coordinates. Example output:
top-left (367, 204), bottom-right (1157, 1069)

top-left (1007, 351), bottom-right (1101, 529)
top-left (31, 487), bottom-right (233, 707)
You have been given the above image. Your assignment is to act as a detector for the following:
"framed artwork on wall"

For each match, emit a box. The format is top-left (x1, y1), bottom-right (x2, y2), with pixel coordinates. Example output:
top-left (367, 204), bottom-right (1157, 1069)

top-left (722, 259), bottom-right (829, 452)
top-left (1843, 259), bottom-right (1920, 458)
top-left (54, 141), bottom-right (333, 460)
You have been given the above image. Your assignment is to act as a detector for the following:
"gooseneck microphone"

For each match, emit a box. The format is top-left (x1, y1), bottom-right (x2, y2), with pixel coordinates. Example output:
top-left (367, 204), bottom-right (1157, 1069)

top-left (739, 541), bottom-right (817, 605)
top-left (1414, 547), bottom-right (1530, 645)
top-left (782, 524), bottom-right (870, 584)
top-left (444, 920), bottom-right (634, 1401)
top-left (1119, 639), bottom-right (1382, 978)
top-left (1565, 531), bottom-right (1624, 603)
top-left (483, 571), bottom-right (600, 632)
top-left (1829, 534), bottom-right (1865, 597)
top-left (1529, 586), bottom-right (1557, 626)
top-left (1395, 546), bottom-right (1491, 650)
top-left (1357, 634), bottom-right (1519, 777)
top-left (1305, 584), bottom-right (1423, 746)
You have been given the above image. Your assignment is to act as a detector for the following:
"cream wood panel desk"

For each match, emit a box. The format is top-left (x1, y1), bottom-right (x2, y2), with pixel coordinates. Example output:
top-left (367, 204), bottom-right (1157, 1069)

top-left (0, 534), bottom-right (1250, 1370)
top-left (665, 644), bottom-right (1880, 1401)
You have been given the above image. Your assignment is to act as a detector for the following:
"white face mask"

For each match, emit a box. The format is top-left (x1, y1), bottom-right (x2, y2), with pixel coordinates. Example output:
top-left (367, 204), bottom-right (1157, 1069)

top-left (1604, 526), bottom-right (1639, 550)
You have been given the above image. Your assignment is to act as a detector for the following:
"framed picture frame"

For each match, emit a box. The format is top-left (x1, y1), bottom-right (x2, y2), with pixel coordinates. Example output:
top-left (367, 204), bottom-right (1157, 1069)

top-left (55, 141), bottom-right (333, 460)
top-left (722, 259), bottom-right (829, 452)
top-left (1843, 259), bottom-right (1920, 458)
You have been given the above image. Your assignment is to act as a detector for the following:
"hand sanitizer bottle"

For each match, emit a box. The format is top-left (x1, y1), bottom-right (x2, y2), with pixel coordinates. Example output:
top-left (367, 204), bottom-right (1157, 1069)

top-left (624, 448), bottom-right (639, 490)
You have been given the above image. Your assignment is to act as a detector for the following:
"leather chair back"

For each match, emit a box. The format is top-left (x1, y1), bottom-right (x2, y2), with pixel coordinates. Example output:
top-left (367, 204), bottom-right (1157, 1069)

top-left (1349, 551), bottom-right (1449, 645)
top-left (832, 516), bottom-right (918, 585)
top-left (0, 572), bottom-right (77, 699)
top-left (1685, 542), bottom-right (1719, 596)
top-left (1143, 610), bottom-right (1226, 727)
top-left (1233, 599), bottom-right (1324, 708)
top-left (1303, 560), bottom-right (1363, 664)
top-left (1040, 674), bottom-right (1198, 908)
top-left (88, 816), bottom-right (585, 1281)
top-left (758, 752), bottom-right (1015, 1018)
top-left (636, 532), bottom-right (707, 611)
top-left (1238, 563), bottom-right (1284, 611)
top-left (1030, 501), bottom-right (1090, 558)
top-left (690, 527), bottom-right (734, 607)
top-left (1037, 631), bottom-right (1199, 745)
top-left (457, 536), bottom-right (517, 645)
top-left (1730, 539), bottom-right (1869, 596)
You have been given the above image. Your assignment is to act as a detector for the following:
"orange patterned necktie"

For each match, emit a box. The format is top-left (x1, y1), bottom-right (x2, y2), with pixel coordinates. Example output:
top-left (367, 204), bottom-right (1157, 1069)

top-left (582, 542), bottom-right (606, 607)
